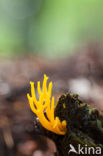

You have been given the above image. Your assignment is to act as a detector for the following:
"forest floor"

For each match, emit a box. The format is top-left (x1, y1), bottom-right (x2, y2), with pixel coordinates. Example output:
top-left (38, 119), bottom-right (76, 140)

top-left (1, 44), bottom-right (103, 156)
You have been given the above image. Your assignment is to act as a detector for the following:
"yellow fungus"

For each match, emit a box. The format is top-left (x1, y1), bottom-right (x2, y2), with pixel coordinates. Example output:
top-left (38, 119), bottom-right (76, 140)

top-left (27, 74), bottom-right (67, 135)
top-left (63, 104), bottom-right (66, 109)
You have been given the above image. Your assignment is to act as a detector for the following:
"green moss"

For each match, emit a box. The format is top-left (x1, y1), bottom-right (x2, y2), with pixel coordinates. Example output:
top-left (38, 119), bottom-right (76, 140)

top-left (35, 93), bottom-right (103, 156)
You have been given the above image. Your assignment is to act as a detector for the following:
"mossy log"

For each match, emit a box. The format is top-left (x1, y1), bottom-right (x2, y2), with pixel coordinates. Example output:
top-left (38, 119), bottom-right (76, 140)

top-left (35, 93), bottom-right (103, 156)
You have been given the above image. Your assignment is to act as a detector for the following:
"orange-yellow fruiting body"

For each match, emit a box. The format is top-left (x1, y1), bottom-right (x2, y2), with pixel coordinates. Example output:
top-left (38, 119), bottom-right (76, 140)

top-left (27, 74), bottom-right (67, 135)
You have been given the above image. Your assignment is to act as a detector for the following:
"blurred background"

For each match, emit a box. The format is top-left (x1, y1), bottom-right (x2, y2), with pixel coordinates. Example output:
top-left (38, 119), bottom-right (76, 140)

top-left (1, 0), bottom-right (103, 156)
